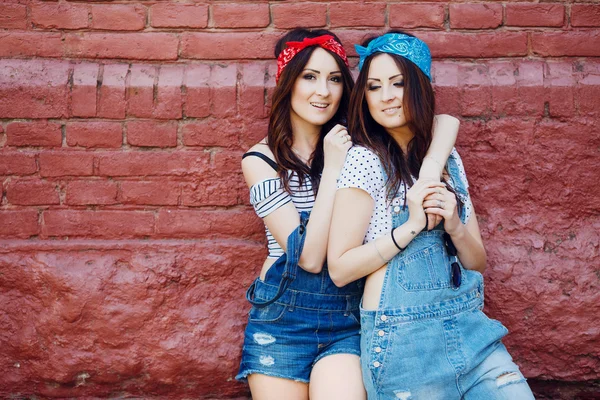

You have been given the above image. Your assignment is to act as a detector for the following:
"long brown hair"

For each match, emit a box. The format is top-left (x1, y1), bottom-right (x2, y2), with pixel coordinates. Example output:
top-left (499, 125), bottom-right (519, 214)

top-left (348, 30), bottom-right (435, 201)
top-left (268, 28), bottom-right (354, 194)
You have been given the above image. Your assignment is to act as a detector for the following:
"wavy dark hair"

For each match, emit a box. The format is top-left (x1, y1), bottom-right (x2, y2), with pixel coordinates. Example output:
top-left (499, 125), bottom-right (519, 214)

top-left (348, 30), bottom-right (437, 202)
top-left (268, 28), bottom-right (354, 194)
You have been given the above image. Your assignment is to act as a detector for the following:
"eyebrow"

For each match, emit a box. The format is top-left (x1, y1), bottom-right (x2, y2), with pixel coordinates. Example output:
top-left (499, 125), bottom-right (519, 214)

top-left (303, 69), bottom-right (342, 74)
top-left (367, 73), bottom-right (403, 82)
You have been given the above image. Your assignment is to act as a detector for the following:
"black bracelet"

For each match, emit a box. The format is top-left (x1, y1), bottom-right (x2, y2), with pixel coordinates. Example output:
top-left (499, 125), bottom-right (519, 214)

top-left (391, 228), bottom-right (406, 252)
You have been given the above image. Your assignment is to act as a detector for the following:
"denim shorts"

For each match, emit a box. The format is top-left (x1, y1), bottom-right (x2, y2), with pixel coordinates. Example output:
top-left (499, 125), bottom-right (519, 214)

top-left (236, 278), bottom-right (362, 383)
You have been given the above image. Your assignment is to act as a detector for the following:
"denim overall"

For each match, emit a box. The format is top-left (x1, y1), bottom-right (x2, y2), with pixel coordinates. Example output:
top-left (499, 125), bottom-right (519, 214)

top-left (361, 154), bottom-right (534, 399)
top-left (237, 212), bottom-right (364, 383)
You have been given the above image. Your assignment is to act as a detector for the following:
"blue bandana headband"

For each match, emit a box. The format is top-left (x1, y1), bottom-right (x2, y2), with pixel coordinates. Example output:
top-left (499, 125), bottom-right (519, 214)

top-left (355, 33), bottom-right (432, 80)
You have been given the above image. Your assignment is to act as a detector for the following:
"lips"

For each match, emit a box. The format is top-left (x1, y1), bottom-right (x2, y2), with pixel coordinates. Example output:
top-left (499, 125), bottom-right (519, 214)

top-left (382, 106), bottom-right (400, 115)
top-left (311, 102), bottom-right (329, 109)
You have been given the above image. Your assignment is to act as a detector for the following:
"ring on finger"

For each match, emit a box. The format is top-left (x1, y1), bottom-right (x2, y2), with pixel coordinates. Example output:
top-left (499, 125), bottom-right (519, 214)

top-left (437, 200), bottom-right (442, 208)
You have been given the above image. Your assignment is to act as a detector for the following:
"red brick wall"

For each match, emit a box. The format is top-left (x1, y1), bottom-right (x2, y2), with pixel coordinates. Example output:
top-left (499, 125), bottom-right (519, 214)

top-left (0, 1), bottom-right (599, 398)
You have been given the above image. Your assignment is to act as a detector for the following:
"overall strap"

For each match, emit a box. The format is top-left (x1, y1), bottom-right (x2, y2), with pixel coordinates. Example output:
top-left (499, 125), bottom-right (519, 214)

top-left (242, 151), bottom-right (279, 172)
top-left (245, 211), bottom-right (310, 308)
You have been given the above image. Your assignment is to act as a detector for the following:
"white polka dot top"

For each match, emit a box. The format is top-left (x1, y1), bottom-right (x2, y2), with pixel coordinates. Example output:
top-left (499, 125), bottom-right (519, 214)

top-left (337, 146), bottom-right (473, 243)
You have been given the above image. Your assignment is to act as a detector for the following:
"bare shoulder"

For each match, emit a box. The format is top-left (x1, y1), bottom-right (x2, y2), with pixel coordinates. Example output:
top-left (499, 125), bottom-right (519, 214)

top-left (242, 139), bottom-right (277, 186)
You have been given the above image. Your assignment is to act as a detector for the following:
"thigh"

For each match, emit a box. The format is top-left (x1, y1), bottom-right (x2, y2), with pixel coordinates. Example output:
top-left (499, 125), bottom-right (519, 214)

top-left (309, 353), bottom-right (366, 400)
top-left (462, 344), bottom-right (535, 400)
top-left (249, 373), bottom-right (309, 400)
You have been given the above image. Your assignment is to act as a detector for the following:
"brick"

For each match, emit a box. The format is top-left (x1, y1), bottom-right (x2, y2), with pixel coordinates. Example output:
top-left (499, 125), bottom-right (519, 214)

top-left (6, 179), bottom-right (60, 206)
top-left (66, 121), bottom-right (122, 148)
top-left (96, 151), bottom-right (210, 177)
top-left (184, 64), bottom-right (210, 118)
top-left (390, 4), bottom-right (445, 29)
top-left (239, 63), bottom-right (268, 118)
top-left (42, 210), bottom-right (154, 239)
top-left (150, 4), bottom-right (208, 28)
top-left (0, 32), bottom-right (63, 58)
top-left (330, 2), bottom-right (385, 27)
top-left (488, 61), bottom-right (519, 116)
top-left (239, 118), bottom-right (269, 150)
top-left (516, 61), bottom-right (545, 116)
top-left (0, 210), bottom-right (39, 238)
top-left (577, 75), bottom-right (600, 116)
top-left (39, 152), bottom-right (95, 177)
top-left (182, 119), bottom-right (240, 148)
top-left (212, 3), bottom-right (269, 28)
top-left (571, 5), bottom-right (600, 27)
top-left (6, 121), bottom-right (62, 147)
top-left (0, 60), bottom-right (70, 119)
top-left (181, 32), bottom-right (279, 60)
top-left (91, 4), bottom-right (146, 31)
top-left (420, 32), bottom-right (528, 58)
top-left (532, 31), bottom-right (600, 57)
top-left (126, 121), bottom-right (177, 148)
top-left (156, 209), bottom-right (262, 239)
top-left (31, 3), bottom-right (90, 30)
top-left (181, 179), bottom-right (240, 207)
top-left (98, 64), bottom-right (129, 119)
top-left (120, 181), bottom-right (180, 206)
top-left (459, 64), bottom-right (492, 117)
top-left (127, 65), bottom-right (157, 119)
top-left (450, 3), bottom-right (503, 29)
top-left (506, 4), bottom-right (565, 27)
top-left (65, 180), bottom-right (119, 205)
top-left (213, 150), bottom-right (243, 175)
top-left (272, 3), bottom-right (327, 29)
top-left (0, 4), bottom-right (27, 29)
top-left (0, 152), bottom-right (37, 176)
top-left (65, 33), bottom-right (178, 61)
top-left (72, 63), bottom-right (99, 118)
top-left (209, 65), bottom-right (237, 117)
top-left (544, 61), bottom-right (576, 118)
top-left (154, 66), bottom-right (184, 120)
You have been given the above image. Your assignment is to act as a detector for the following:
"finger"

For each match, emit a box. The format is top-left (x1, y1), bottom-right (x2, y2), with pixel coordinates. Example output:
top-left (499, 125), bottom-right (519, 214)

top-left (424, 208), bottom-right (452, 219)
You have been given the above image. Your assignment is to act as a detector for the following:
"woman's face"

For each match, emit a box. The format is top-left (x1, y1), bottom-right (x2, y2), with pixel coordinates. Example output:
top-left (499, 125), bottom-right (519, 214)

top-left (290, 47), bottom-right (344, 128)
top-left (365, 53), bottom-right (408, 131)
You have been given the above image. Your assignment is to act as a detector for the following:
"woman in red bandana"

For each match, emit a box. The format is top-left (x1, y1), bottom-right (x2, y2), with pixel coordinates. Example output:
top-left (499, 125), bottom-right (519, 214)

top-left (236, 28), bottom-right (460, 400)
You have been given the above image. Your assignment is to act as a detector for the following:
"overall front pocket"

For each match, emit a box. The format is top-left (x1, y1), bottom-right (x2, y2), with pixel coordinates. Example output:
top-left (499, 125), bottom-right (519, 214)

top-left (396, 242), bottom-right (453, 291)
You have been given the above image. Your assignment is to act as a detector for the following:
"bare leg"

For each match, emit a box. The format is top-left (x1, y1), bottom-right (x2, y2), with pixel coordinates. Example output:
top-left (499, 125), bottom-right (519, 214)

top-left (309, 354), bottom-right (366, 400)
top-left (248, 373), bottom-right (309, 400)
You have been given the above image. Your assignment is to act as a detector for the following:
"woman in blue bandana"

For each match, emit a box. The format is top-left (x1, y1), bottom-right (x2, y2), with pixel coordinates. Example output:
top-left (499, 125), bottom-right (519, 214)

top-left (328, 31), bottom-right (535, 399)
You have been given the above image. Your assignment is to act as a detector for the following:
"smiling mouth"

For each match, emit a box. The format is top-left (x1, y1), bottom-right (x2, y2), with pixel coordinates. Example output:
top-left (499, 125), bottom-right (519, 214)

top-left (383, 106), bottom-right (400, 115)
top-left (311, 102), bottom-right (329, 109)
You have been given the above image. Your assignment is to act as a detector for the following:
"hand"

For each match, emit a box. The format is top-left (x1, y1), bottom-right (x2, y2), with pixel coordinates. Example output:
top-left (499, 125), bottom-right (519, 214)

top-left (426, 213), bottom-right (443, 231)
top-left (323, 124), bottom-right (352, 173)
top-left (406, 179), bottom-right (446, 231)
top-left (423, 185), bottom-right (461, 235)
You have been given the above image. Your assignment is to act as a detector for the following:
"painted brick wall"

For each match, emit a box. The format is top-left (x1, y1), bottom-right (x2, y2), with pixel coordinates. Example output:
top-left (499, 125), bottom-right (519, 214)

top-left (0, 1), bottom-right (599, 398)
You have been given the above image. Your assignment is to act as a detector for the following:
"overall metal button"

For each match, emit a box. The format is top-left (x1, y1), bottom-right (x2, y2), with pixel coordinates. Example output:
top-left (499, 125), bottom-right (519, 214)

top-left (373, 361), bottom-right (381, 368)
top-left (378, 330), bottom-right (385, 337)
top-left (375, 347), bottom-right (382, 353)
top-left (393, 206), bottom-right (400, 213)
top-left (380, 315), bottom-right (387, 321)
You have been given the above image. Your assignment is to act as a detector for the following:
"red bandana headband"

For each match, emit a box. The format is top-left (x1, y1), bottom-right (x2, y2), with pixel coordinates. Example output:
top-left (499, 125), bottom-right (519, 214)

top-left (276, 34), bottom-right (349, 83)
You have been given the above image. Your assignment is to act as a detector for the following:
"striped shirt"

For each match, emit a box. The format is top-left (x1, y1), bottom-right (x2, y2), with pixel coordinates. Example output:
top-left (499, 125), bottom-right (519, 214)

top-left (249, 172), bottom-right (315, 258)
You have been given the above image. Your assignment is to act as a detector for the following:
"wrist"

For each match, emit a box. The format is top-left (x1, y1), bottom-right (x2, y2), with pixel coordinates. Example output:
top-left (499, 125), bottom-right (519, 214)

top-left (321, 167), bottom-right (341, 180)
top-left (447, 222), bottom-right (466, 239)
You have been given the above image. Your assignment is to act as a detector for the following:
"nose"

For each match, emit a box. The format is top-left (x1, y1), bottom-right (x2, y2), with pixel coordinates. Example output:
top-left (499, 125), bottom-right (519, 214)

top-left (381, 84), bottom-right (394, 102)
top-left (315, 76), bottom-right (330, 97)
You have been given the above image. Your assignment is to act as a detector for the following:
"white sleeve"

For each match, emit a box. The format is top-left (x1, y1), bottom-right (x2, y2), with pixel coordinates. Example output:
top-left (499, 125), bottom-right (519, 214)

top-left (337, 146), bottom-right (384, 201)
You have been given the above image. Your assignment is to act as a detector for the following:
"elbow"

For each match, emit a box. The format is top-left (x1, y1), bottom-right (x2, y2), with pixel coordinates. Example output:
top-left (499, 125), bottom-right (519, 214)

top-left (328, 261), bottom-right (351, 288)
top-left (298, 255), bottom-right (324, 274)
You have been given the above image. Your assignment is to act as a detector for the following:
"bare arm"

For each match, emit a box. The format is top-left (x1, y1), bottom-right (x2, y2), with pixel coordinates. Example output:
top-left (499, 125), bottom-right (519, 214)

top-left (242, 126), bottom-right (351, 274)
top-left (419, 114), bottom-right (460, 179)
top-left (328, 180), bottom-right (445, 287)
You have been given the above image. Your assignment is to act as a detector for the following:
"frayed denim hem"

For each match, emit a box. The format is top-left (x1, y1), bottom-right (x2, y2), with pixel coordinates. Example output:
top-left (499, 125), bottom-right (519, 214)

top-left (235, 369), bottom-right (310, 384)
top-left (313, 348), bottom-right (361, 367)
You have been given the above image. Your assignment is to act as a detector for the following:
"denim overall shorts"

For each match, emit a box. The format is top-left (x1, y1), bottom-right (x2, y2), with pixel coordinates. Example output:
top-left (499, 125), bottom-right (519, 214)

top-left (360, 154), bottom-right (534, 399)
top-left (237, 212), bottom-right (364, 383)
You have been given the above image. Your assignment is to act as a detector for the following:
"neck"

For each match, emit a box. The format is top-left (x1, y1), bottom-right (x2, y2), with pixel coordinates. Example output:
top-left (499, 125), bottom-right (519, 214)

top-left (387, 125), bottom-right (413, 153)
top-left (290, 112), bottom-right (321, 156)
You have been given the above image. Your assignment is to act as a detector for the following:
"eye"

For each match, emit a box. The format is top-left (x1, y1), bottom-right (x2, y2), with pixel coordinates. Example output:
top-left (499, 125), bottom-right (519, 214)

top-left (393, 80), bottom-right (405, 87)
top-left (367, 85), bottom-right (381, 91)
top-left (303, 73), bottom-right (316, 80)
top-left (330, 75), bottom-right (342, 83)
